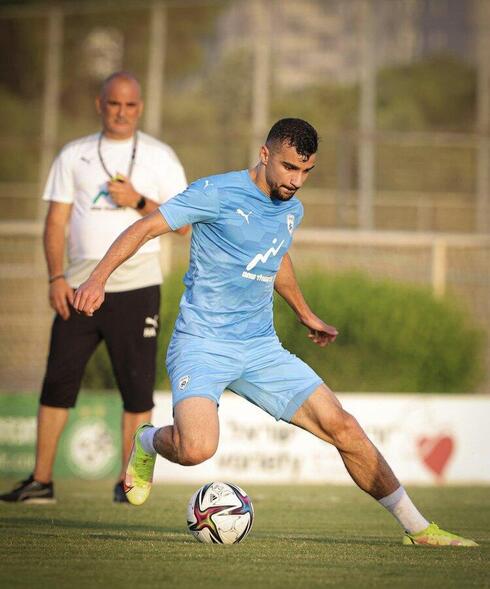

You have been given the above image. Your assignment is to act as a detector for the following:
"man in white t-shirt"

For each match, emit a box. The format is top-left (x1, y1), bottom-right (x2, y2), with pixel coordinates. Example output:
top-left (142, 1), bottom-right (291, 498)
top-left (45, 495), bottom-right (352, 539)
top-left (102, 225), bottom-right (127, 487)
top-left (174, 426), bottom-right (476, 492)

top-left (0, 71), bottom-right (188, 504)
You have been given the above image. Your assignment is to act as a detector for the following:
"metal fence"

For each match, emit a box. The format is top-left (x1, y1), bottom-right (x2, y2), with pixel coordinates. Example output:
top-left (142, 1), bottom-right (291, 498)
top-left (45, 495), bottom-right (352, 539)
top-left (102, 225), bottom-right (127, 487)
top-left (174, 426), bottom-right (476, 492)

top-left (1, 0), bottom-right (489, 230)
top-left (1, 223), bottom-right (488, 391)
top-left (0, 0), bottom-right (489, 391)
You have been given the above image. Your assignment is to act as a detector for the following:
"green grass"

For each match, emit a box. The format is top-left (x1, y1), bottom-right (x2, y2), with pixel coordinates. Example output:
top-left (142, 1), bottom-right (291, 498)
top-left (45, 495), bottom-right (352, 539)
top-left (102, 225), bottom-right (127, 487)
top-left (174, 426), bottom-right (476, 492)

top-left (0, 482), bottom-right (488, 589)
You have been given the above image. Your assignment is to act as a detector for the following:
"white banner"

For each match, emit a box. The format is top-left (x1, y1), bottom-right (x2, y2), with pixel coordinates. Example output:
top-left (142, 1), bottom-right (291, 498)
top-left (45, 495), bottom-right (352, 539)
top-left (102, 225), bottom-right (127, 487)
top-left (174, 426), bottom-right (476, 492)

top-left (153, 391), bottom-right (490, 485)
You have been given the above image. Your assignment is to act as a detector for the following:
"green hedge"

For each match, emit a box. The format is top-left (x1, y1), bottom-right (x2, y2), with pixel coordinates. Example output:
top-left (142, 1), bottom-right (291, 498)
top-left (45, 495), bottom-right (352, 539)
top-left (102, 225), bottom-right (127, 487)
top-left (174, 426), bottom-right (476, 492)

top-left (83, 269), bottom-right (484, 393)
top-left (274, 271), bottom-right (483, 393)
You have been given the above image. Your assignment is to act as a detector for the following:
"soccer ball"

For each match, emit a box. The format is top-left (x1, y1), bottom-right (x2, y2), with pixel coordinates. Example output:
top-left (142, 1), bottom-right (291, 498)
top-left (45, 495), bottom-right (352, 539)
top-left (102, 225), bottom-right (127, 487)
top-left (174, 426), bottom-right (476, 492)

top-left (187, 481), bottom-right (254, 544)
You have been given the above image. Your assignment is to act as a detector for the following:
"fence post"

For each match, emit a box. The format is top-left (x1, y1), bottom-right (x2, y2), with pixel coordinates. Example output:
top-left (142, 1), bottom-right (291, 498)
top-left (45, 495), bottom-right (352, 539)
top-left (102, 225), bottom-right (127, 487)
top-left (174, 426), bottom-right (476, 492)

top-left (249, 0), bottom-right (271, 167)
top-left (145, 0), bottom-right (166, 138)
top-left (336, 134), bottom-right (352, 228)
top-left (477, 0), bottom-right (490, 233)
top-left (358, 0), bottom-right (376, 230)
top-left (145, 1), bottom-right (171, 274)
top-left (38, 3), bottom-right (63, 220)
top-left (416, 195), bottom-right (433, 232)
top-left (431, 238), bottom-right (447, 298)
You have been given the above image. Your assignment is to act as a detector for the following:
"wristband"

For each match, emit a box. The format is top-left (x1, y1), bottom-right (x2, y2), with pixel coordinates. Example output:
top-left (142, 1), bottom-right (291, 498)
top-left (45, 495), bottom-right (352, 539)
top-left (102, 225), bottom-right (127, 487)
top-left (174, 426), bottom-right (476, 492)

top-left (49, 274), bottom-right (65, 284)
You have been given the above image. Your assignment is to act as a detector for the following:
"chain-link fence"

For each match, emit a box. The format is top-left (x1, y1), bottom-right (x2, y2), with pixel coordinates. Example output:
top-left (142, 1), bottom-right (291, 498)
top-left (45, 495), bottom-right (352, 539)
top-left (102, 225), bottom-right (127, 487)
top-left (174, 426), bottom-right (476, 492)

top-left (0, 0), bottom-right (489, 391)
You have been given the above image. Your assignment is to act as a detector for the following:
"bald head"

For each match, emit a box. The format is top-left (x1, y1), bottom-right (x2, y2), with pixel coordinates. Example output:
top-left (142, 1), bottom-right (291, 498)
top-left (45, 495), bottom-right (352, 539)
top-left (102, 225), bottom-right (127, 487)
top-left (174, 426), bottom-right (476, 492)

top-left (96, 71), bottom-right (143, 140)
top-left (100, 71), bottom-right (142, 101)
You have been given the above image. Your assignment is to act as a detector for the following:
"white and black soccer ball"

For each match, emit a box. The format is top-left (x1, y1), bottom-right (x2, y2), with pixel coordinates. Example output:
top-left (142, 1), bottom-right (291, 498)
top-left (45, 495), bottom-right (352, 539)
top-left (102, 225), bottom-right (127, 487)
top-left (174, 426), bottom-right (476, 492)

top-left (187, 481), bottom-right (254, 544)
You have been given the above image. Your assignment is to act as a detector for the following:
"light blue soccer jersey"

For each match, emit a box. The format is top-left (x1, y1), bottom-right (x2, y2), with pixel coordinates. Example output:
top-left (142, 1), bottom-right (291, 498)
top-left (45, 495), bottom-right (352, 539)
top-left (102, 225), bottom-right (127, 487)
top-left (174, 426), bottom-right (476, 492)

top-left (159, 170), bottom-right (303, 340)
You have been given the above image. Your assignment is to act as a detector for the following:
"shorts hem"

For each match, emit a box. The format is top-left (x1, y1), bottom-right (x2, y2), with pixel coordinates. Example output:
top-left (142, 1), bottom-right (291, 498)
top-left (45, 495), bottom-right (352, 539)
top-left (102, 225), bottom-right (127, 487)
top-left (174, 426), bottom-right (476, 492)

top-left (279, 379), bottom-right (323, 423)
top-left (40, 400), bottom-right (76, 409)
top-left (122, 402), bottom-right (155, 413)
top-left (173, 392), bottom-right (219, 409)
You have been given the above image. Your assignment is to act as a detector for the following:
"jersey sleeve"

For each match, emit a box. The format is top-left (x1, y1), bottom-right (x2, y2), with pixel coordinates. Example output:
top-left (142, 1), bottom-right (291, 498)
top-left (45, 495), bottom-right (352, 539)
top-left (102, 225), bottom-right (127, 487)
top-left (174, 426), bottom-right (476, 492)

top-left (42, 146), bottom-right (75, 203)
top-left (158, 178), bottom-right (220, 230)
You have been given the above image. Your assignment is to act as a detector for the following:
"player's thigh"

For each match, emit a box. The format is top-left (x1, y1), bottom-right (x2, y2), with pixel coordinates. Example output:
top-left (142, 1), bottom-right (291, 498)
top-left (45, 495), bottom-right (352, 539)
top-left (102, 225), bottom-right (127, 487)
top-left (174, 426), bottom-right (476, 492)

top-left (231, 336), bottom-right (322, 422)
top-left (173, 397), bottom-right (220, 459)
top-left (290, 383), bottom-right (355, 445)
top-left (166, 333), bottom-right (242, 409)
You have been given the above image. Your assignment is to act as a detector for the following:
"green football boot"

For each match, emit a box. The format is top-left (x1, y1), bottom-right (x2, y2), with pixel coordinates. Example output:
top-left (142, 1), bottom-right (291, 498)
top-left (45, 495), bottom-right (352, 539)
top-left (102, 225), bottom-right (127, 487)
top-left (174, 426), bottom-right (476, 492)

top-left (403, 523), bottom-right (478, 547)
top-left (124, 423), bottom-right (157, 506)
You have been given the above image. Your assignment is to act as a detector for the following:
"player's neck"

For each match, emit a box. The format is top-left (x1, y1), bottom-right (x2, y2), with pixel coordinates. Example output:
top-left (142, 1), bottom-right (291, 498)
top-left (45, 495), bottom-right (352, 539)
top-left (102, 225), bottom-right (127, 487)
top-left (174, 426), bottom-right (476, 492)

top-left (248, 164), bottom-right (271, 199)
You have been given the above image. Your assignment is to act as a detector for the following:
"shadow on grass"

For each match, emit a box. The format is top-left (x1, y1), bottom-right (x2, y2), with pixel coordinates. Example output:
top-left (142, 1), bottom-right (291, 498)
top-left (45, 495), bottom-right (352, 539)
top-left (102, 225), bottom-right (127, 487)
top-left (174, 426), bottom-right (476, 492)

top-left (252, 531), bottom-right (391, 546)
top-left (0, 515), bottom-right (395, 546)
top-left (0, 515), bottom-right (186, 538)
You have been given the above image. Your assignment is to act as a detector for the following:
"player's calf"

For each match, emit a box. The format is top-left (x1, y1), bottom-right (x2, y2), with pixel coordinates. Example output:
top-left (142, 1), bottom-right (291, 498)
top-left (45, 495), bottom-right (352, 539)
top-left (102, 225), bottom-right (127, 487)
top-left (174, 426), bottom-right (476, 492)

top-left (176, 439), bottom-right (217, 466)
top-left (150, 425), bottom-right (217, 466)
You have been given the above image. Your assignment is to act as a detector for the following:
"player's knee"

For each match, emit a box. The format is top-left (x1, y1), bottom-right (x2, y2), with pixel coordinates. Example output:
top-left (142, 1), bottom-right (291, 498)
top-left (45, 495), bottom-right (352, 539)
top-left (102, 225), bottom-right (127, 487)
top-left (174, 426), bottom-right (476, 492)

top-left (178, 439), bottom-right (217, 466)
top-left (326, 409), bottom-right (364, 450)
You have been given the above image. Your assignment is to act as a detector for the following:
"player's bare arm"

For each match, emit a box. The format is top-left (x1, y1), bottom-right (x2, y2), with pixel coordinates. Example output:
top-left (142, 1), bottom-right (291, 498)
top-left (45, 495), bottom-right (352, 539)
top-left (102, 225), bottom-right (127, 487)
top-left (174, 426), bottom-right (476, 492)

top-left (73, 210), bottom-right (171, 316)
top-left (44, 201), bottom-right (74, 320)
top-left (275, 253), bottom-right (338, 347)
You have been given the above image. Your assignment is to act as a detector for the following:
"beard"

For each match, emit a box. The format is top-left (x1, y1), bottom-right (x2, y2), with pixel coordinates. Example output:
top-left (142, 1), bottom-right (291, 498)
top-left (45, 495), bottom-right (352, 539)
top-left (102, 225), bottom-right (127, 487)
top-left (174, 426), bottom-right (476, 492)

top-left (270, 185), bottom-right (296, 201)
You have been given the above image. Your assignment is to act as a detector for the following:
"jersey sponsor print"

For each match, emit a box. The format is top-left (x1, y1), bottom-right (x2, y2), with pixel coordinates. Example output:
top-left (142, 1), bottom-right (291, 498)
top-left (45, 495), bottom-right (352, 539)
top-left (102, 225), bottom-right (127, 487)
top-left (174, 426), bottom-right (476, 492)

top-left (160, 170), bottom-right (303, 340)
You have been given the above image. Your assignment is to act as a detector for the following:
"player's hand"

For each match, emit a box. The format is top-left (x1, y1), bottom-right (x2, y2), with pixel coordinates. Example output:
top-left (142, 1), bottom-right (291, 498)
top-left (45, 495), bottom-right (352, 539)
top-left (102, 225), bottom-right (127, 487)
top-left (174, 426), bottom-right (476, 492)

top-left (299, 313), bottom-right (338, 348)
top-left (107, 173), bottom-right (140, 208)
top-left (73, 277), bottom-right (105, 317)
top-left (49, 278), bottom-right (74, 320)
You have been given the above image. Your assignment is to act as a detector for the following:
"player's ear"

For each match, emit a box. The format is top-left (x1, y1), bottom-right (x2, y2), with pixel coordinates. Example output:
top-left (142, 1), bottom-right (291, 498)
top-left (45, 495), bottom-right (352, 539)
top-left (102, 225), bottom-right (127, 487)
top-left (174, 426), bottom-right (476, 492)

top-left (95, 95), bottom-right (102, 115)
top-left (260, 145), bottom-right (269, 166)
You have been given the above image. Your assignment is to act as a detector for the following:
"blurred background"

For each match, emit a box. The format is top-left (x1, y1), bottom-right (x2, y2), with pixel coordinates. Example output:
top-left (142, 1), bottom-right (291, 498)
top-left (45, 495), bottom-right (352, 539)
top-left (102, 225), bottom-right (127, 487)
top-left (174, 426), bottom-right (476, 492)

top-left (0, 0), bottom-right (489, 397)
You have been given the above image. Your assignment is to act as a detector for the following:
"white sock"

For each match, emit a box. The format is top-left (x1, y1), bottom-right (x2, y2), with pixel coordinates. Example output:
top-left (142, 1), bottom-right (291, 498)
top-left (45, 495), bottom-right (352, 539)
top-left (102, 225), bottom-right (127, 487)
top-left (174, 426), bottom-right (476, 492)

top-left (378, 486), bottom-right (429, 534)
top-left (139, 426), bottom-right (158, 455)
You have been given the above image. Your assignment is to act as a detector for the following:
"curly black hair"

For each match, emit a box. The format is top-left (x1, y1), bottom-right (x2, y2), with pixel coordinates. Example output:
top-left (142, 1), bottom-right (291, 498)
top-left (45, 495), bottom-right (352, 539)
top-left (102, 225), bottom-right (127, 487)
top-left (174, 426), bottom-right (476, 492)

top-left (266, 118), bottom-right (318, 160)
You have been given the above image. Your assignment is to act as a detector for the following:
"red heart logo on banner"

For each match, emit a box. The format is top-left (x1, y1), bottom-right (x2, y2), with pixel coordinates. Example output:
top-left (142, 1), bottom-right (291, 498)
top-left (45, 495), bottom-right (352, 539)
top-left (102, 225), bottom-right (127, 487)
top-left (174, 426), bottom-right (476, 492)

top-left (417, 435), bottom-right (455, 478)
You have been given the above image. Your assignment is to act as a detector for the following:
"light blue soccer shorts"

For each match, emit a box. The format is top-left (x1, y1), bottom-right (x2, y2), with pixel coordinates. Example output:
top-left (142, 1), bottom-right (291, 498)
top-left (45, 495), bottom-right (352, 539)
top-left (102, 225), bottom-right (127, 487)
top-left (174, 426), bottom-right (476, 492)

top-left (166, 333), bottom-right (323, 422)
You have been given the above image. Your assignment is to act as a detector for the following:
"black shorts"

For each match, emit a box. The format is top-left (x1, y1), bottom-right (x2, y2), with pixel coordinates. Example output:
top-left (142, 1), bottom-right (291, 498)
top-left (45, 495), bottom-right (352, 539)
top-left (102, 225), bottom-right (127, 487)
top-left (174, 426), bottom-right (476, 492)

top-left (40, 285), bottom-right (160, 413)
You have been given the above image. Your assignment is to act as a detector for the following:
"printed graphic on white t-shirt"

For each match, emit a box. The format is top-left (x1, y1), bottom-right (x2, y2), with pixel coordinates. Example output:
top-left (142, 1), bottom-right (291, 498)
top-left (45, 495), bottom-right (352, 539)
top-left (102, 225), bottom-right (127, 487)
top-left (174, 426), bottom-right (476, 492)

top-left (43, 132), bottom-right (187, 262)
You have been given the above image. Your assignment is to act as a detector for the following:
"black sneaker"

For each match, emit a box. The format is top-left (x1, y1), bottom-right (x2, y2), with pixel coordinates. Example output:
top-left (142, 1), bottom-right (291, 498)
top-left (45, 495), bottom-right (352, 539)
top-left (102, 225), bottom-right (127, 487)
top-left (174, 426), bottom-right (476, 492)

top-left (113, 480), bottom-right (130, 504)
top-left (0, 474), bottom-right (56, 504)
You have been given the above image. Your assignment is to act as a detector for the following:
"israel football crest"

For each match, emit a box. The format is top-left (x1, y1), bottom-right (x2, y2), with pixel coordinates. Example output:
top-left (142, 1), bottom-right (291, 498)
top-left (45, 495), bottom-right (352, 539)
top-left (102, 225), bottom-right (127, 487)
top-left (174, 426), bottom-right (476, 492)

top-left (178, 375), bottom-right (190, 390)
top-left (287, 214), bottom-right (295, 235)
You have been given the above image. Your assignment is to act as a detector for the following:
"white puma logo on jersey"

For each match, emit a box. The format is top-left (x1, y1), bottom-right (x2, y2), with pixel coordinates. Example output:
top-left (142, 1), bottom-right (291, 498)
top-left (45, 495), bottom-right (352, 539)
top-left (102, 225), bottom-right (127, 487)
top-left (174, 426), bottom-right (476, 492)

top-left (236, 209), bottom-right (253, 224)
top-left (246, 238), bottom-right (285, 271)
top-left (203, 180), bottom-right (212, 189)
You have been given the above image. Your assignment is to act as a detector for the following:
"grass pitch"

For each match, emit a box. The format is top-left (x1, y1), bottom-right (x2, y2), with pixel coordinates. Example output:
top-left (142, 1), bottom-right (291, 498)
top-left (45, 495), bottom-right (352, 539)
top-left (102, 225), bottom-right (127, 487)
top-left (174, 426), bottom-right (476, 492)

top-left (0, 482), bottom-right (488, 589)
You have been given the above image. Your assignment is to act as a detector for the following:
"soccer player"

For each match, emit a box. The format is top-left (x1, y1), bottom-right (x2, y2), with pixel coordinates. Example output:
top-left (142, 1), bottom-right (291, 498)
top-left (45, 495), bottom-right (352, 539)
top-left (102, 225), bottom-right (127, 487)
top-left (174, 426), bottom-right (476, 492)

top-left (73, 118), bottom-right (477, 546)
top-left (0, 72), bottom-right (187, 505)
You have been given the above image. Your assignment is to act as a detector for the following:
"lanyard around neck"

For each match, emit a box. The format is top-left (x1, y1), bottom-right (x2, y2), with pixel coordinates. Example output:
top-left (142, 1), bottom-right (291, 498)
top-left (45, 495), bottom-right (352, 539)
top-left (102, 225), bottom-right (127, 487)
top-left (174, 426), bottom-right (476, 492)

top-left (97, 132), bottom-right (138, 180)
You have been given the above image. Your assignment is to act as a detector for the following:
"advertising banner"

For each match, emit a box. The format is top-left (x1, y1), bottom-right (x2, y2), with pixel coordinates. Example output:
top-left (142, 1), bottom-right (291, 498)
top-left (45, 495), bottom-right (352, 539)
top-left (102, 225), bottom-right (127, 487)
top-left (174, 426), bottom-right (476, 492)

top-left (0, 391), bottom-right (488, 484)
top-left (152, 392), bottom-right (490, 485)
top-left (0, 392), bottom-right (121, 479)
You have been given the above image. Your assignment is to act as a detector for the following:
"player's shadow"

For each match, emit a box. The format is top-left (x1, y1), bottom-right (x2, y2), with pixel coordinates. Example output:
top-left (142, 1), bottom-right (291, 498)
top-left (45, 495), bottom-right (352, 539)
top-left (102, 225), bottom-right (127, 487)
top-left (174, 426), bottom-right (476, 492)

top-left (252, 531), bottom-right (390, 546)
top-left (2, 516), bottom-right (393, 546)
top-left (1, 515), bottom-right (189, 541)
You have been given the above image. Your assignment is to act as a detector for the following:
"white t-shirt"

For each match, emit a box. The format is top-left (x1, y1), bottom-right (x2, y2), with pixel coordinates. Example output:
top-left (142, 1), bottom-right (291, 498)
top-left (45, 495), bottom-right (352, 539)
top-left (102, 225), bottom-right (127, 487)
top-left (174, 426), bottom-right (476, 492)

top-left (43, 132), bottom-right (187, 291)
